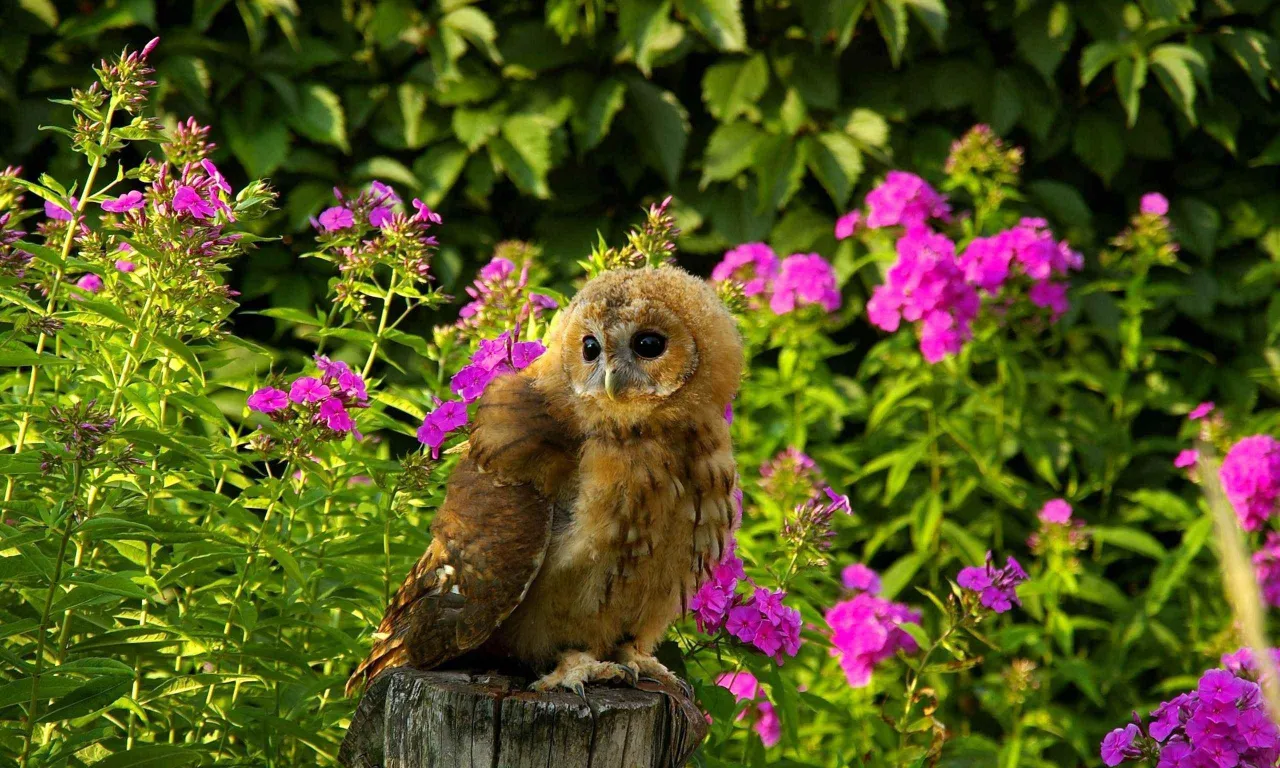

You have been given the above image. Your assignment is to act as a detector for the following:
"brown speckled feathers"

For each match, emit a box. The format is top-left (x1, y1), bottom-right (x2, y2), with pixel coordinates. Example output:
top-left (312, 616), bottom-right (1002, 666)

top-left (345, 374), bottom-right (577, 694)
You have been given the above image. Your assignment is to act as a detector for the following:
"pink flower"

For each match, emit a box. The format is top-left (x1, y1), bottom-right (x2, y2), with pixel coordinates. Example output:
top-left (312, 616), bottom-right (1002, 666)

top-left (769, 253), bottom-right (841, 314)
top-left (1254, 532), bottom-right (1280, 608)
top-left (957, 552), bottom-right (1027, 613)
top-left (172, 185), bottom-right (215, 219)
top-left (1175, 449), bottom-right (1199, 469)
top-left (1100, 724), bottom-right (1140, 766)
top-left (1028, 280), bottom-right (1070, 320)
top-left (449, 333), bottom-right (545, 403)
top-left (725, 588), bottom-right (802, 662)
top-left (1220, 435), bottom-right (1280, 531)
top-left (1038, 499), bottom-right (1072, 524)
top-left (75, 274), bottom-right (103, 294)
top-left (412, 198), bottom-right (442, 224)
top-left (318, 397), bottom-right (356, 433)
top-left (247, 387), bottom-right (288, 413)
top-left (369, 207), bottom-right (394, 228)
top-left (417, 400), bottom-right (470, 458)
top-left (201, 159), bottom-right (233, 195)
top-left (1189, 402), bottom-right (1215, 421)
top-left (868, 229), bottom-right (979, 363)
top-left (288, 376), bottom-right (330, 404)
top-left (834, 210), bottom-right (862, 240)
top-left (317, 206), bottom-right (354, 231)
top-left (864, 171), bottom-right (950, 230)
top-left (101, 190), bottom-right (145, 213)
top-left (826, 592), bottom-right (921, 687)
top-left (1140, 193), bottom-right (1170, 216)
top-left (115, 259), bottom-right (136, 272)
top-left (711, 243), bottom-right (779, 298)
top-left (714, 672), bottom-right (781, 747)
top-left (841, 563), bottom-right (881, 594)
top-left (45, 198), bottom-right (78, 221)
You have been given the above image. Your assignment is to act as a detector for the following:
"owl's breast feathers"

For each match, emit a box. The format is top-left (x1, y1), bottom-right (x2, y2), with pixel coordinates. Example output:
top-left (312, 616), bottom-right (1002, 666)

top-left (346, 372), bottom-right (578, 694)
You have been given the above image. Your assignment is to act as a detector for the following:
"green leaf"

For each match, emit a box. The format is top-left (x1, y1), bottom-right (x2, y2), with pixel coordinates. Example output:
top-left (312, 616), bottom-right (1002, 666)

top-left (36, 677), bottom-right (130, 723)
top-left (0, 349), bottom-right (75, 367)
top-left (1150, 44), bottom-right (1207, 125)
top-left (93, 745), bottom-right (203, 768)
top-left (1215, 29), bottom-right (1277, 100)
top-left (287, 84), bottom-right (349, 152)
top-left (618, 0), bottom-right (673, 76)
top-left (452, 106), bottom-right (504, 152)
top-left (442, 7), bottom-right (501, 63)
top-left (625, 78), bottom-right (690, 186)
top-left (903, 0), bottom-right (947, 47)
top-left (679, 0), bottom-right (746, 51)
top-left (571, 78), bottom-right (627, 152)
top-left (1072, 111), bottom-right (1124, 184)
top-left (753, 133), bottom-right (807, 212)
top-left (842, 108), bottom-right (890, 148)
top-left (1092, 526), bottom-right (1167, 559)
top-left (805, 132), bottom-right (864, 207)
top-left (1114, 55), bottom-right (1147, 127)
top-left (799, 0), bottom-right (868, 52)
top-left (413, 142), bottom-right (470, 208)
top-left (872, 0), bottom-right (908, 67)
top-left (352, 157), bottom-right (418, 191)
top-left (19, 0), bottom-right (59, 27)
top-left (880, 552), bottom-right (926, 599)
top-left (1171, 197), bottom-right (1221, 259)
top-left (491, 115), bottom-right (553, 198)
top-left (1079, 40), bottom-right (1126, 87)
top-left (701, 54), bottom-right (769, 122)
top-left (225, 114), bottom-right (290, 179)
top-left (1139, 0), bottom-right (1193, 20)
top-left (153, 332), bottom-right (205, 384)
top-left (701, 122), bottom-right (763, 188)
top-left (1014, 2), bottom-right (1075, 81)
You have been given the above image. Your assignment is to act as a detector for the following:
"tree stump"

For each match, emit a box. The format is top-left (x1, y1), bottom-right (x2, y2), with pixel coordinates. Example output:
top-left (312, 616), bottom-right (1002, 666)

top-left (339, 668), bottom-right (707, 768)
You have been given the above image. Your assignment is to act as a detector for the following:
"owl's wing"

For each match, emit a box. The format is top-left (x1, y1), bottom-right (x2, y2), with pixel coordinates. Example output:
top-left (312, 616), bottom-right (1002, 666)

top-left (346, 372), bottom-right (576, 694)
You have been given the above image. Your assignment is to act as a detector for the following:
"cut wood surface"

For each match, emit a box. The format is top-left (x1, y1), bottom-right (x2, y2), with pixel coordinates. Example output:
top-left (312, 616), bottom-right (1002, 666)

top-left (339, 668), bottom-right (706, 768)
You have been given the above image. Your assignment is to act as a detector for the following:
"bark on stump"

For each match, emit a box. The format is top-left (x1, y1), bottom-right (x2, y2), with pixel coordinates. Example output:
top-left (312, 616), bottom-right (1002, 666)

top-left (339, 668), bottom-right (706, 768)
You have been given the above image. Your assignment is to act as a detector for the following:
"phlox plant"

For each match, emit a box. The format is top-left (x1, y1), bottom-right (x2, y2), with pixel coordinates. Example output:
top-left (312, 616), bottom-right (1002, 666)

top-left (0, 42), bottom-right (1273, 768)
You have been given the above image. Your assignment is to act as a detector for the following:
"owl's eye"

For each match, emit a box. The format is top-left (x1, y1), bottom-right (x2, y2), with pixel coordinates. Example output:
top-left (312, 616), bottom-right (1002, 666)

top-left (582, 335), bottom-right (602, 362)
top-left (631, 331), bottom-right (667, 359)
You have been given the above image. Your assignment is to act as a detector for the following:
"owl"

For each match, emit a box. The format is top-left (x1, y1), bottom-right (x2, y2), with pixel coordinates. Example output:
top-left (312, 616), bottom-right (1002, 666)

top-left (347, 265), bottom-right (743, 696)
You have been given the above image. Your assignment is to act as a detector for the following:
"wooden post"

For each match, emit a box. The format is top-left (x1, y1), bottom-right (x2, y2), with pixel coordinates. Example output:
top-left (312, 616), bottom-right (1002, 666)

top-left (339, 668), bottom-right (707, 768)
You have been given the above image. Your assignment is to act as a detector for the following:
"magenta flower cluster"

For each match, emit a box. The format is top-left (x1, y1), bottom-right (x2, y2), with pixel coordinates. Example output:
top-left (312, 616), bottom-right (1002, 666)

top-left (715, 671), bottom-right (781, 747)
top-left (825, 564), bottom-right (921, 687)
top-left (866, 228), bottom-right (980, 363)
top-left (457, 255), bottom-right (557, 331)
top-left (414, 332), bottom-right (547, 458)
top-left (861, 170), bottom-right (951, 231)
top-left (448, 331), bottom-right (546, 404)
top-left (1253, 532), bottom-right (1280, 608)
top-left (710, 243), bottom-right (841, 316)
top-left (1219, 434), bottom-right (1280, 531)
top-left (1100, 661), bottom-right (1280, 766)
top-left (246, 354), bottom-right (369, 436)
top-left (845, 170), bottom-right (1084, 363)
top-left (956, 217), bottom-right (1083, 318)
top-left (957, 552), bottom-right (1027, 613)
top-left (691, 542), bottom-right (802, 663)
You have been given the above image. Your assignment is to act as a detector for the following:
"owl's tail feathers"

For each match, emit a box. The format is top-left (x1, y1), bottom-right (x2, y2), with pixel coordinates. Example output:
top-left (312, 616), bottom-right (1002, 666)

top-left (344, 632), bottom-right (410, 696)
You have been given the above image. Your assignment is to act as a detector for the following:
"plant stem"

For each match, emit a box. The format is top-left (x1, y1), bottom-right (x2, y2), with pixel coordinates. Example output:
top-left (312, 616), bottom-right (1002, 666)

top-left (5, 97), bottom-right (119, 502)
top-left (20, 464), bottom-right (83, 767)
top-left (362, 269), bottom-right (399, 379)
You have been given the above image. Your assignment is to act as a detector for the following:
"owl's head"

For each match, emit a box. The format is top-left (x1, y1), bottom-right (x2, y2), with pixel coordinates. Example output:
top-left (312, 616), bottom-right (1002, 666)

top-left (539, 266), bottom-right (742, 432)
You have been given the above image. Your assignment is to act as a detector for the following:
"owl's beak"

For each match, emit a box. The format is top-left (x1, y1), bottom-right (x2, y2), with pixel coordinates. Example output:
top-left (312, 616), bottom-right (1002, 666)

top-left (603, 366), bottom-right (618, 400)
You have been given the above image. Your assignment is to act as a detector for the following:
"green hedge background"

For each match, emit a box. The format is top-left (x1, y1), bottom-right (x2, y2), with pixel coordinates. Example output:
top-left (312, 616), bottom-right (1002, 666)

top-left (3, 0), bottom-right (1278, 391)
